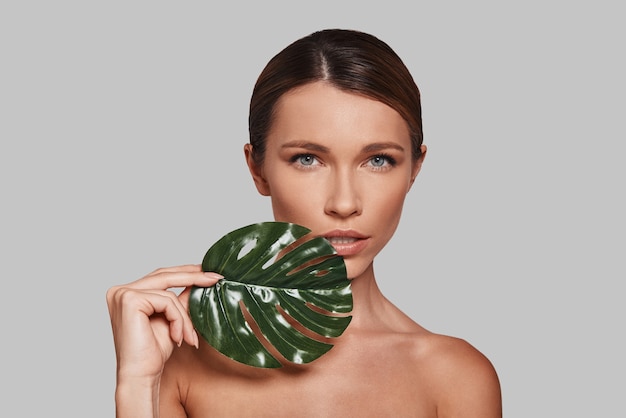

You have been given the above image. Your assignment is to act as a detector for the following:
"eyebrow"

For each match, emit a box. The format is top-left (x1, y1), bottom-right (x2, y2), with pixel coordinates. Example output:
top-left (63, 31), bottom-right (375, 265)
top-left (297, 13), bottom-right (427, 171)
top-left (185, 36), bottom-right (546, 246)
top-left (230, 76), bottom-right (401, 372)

top-left (362, 142), bottom-right (405, 153)
top-left (281, 141), bottom-right (330, 153)
top-left (281, 141), bottom-right (405, 153)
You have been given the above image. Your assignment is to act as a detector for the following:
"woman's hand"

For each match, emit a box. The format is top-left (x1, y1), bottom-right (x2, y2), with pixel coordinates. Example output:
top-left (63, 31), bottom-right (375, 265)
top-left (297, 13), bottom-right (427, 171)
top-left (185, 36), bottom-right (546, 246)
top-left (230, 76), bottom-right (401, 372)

top-left (106, 264), bottom-right (222, 383)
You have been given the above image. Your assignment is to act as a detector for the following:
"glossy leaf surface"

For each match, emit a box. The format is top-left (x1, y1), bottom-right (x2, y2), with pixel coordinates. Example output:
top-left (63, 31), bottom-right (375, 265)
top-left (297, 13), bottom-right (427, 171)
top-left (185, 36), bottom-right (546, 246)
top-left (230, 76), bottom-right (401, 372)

top-left (189, 222), bottom-right (352, 368)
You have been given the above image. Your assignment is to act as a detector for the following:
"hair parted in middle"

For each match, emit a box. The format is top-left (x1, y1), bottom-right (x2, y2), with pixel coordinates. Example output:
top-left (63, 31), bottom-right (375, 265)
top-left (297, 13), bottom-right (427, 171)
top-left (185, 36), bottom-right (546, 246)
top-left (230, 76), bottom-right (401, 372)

top-left (248, 28), bottom-right (424, 165)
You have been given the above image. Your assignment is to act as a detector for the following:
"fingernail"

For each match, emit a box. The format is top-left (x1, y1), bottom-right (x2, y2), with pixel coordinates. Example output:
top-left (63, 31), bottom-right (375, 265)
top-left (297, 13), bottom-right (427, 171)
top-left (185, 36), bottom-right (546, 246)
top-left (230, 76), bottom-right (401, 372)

top-left (193, 330), bottom-right (199, 349)
top-left (204, 272), bottom-right (224, 280)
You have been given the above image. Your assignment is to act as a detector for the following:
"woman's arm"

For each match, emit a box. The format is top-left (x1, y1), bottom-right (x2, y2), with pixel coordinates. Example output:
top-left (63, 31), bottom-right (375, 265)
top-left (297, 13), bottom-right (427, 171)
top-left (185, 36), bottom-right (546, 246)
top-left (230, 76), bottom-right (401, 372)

top-left (106, 264), bottom-right (221, 418)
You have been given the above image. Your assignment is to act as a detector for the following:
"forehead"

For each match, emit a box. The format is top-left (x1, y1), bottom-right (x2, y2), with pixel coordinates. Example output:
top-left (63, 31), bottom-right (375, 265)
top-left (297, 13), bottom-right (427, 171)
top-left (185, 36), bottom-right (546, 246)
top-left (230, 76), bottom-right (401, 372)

top-left (268, 82), bottom-right (411, 148)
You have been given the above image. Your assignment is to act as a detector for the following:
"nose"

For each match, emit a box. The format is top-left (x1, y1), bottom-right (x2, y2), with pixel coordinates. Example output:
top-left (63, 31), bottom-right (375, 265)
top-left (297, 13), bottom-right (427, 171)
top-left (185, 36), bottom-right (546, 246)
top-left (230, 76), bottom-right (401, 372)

top-left (324, 168), bottom-right (362, 218)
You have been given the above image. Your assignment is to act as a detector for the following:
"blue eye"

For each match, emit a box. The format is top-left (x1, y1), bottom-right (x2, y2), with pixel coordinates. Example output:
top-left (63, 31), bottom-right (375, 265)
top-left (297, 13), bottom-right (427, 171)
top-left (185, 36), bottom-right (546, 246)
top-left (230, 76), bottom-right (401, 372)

top-left (290, 154), bottom-right (319, 168)
top-left (371, 156), bottom-right (386, 167)
top-left (368, 154), bottom-right (396, 168)
top-left (298, 155), bottom-right (315, 165)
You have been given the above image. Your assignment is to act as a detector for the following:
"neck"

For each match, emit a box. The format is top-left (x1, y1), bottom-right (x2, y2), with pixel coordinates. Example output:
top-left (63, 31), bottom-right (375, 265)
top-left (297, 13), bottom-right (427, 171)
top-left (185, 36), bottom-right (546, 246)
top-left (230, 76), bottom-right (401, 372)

top-left (345, 263), bottom-right (393, 330)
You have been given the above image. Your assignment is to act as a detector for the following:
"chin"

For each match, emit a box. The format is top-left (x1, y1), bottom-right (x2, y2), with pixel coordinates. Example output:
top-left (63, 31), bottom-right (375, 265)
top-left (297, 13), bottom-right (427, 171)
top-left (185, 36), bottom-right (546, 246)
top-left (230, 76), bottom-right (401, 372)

top-left (343, 259), bottom-right (373, 280)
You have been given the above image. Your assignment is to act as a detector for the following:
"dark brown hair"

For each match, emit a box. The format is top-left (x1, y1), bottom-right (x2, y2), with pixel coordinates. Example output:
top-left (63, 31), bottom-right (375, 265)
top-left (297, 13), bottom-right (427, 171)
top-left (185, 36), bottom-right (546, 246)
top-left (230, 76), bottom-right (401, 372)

top-left (248, 28), bottom-right (424, 165)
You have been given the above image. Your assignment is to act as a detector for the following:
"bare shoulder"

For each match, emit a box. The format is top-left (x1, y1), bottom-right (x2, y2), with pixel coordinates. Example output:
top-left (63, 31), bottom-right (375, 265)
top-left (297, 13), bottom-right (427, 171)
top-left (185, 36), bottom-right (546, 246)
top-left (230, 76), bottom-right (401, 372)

top-left (413, 332), bottom-right (502, 418)
top-left (158, 344), bottom-right (206, 418)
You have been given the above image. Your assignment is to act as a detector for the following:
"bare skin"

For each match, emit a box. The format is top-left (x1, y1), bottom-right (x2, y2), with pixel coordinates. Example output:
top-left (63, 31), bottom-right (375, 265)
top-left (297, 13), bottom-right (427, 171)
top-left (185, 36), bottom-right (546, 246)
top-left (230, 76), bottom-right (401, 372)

top-left (107, 82), bottom-right (502, 417)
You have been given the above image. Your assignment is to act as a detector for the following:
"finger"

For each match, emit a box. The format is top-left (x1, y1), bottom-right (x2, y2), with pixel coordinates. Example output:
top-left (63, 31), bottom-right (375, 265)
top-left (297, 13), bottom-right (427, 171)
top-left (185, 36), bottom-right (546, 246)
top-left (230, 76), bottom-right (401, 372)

top-left (110, 287), bottom-right (187, 348)
top-left (177, 287), bottom-right (200, 347)
top-left (128, 270), bottom-right (223, 291)
top-left (143, 287), bottom-right (204, 348)
top-left (177, 287), bottom-right (194, 311)
top-left (135, 290), bottom-right (197, 347)
top-left (143, 292), bottom-right (188, 346)
top-left (146, 264), bottom-right (203, 277)
top-left (142, 288), bottom-right (190, 316)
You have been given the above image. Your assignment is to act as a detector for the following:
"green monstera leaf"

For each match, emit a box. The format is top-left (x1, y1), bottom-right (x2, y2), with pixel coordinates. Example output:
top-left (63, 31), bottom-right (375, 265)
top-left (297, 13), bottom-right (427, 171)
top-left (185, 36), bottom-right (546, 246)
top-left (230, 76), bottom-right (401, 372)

top-left (189, 222), bottom-right (352, 368)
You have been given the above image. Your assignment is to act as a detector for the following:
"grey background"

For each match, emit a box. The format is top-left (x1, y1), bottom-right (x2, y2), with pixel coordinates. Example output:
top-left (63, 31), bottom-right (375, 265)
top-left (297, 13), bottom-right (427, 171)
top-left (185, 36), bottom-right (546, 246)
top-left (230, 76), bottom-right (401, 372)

top-left (1, 1), bottom-right (624, 417)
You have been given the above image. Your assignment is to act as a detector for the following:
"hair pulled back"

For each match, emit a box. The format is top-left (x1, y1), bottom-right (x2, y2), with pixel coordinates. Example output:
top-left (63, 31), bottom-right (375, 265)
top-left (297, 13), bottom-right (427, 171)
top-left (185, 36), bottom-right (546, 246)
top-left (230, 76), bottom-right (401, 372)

top-left (248, 29), bottom-right (423, 164)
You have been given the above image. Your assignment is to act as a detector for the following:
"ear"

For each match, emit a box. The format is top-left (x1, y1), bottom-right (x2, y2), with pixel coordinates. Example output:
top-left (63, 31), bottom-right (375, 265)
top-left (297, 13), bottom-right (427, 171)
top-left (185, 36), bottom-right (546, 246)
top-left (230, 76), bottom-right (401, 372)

top-left (244, 143), bottom-right (271, 196)
top-left (408, 145), bottom-right (427, 191)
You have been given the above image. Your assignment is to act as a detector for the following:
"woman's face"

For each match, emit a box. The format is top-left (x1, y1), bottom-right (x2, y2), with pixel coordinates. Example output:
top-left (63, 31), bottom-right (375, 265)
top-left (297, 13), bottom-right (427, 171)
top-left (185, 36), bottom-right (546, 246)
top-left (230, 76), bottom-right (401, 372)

top-left (245, 82), bottom-right (426, 279)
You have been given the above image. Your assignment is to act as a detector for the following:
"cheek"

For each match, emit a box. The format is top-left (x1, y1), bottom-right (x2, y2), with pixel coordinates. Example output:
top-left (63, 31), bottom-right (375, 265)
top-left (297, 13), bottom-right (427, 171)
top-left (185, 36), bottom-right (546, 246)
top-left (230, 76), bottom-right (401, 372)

top-left (268, 178), bottom-right (322, 224)
top-left (366, 182), bottom-right (409, 238)
top-left (369, 178), bottom-right (409, 216)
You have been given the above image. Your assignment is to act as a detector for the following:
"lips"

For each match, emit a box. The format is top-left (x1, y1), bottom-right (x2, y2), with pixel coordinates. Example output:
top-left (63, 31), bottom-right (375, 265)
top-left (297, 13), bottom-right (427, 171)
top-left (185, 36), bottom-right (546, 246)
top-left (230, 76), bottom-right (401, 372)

top-left (322, 230), bottom-right (369, 256)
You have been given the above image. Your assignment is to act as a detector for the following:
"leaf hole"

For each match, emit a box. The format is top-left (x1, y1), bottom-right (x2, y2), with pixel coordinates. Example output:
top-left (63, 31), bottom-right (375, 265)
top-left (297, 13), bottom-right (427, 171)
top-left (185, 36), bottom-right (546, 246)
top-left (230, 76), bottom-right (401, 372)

top-left (305, 302), bottom-right (350, 317)
top-left (237, 238), bottom-right (258, 260)
top-left (274, 234), bottom-right (314, 262)
top-left (276, 304), bottom-right (331, 343)
top-left (238, 300), bottom-right (288, 366)
top-left (287, 254), bottom-right (335, 276)
top-left (262, 253), bottom-right (279, 270)
top-left (262, 233), bottom-right (314, 270)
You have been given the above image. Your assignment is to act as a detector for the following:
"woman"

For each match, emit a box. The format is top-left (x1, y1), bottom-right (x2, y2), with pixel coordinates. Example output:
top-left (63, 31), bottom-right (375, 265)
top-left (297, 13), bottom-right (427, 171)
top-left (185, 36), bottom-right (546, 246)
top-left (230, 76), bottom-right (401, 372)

top-left (107, 29), bottom-right (502, 417)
